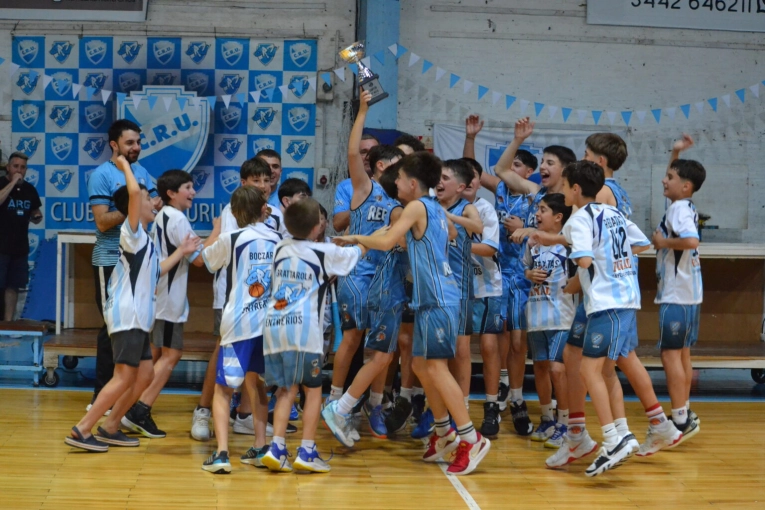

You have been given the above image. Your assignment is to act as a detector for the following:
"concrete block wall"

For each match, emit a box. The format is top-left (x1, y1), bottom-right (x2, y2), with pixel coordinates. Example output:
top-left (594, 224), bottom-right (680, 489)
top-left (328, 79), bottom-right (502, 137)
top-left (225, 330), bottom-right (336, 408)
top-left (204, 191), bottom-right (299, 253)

top-left (397, 0), bottom-right (765, 238)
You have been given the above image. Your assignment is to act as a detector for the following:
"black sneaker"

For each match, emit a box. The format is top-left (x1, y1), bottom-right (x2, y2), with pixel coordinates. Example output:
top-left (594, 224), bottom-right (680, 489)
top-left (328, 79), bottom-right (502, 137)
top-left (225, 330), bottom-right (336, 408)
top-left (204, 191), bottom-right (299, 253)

top-left (674, 417), bottom-right (700, 446)
top-left (498, 383), bottom-right (510, 413)
top-left (585, 436), bottom-right (632, 477)
top-left (480, 402), bottom-right (501, 438)
top-left (121, 407), bottom-right (167, 439)
top-left (267, 412), bottom-right (298, 434)
top-left (385, 396), bottom-right (413, 434)
top-left (410, 394), bottom-right (426, 425)
top-left (202, 450), bottom-right (232, 474)
top-left (64, 426), bottom-right (109, 452)
top-left (510, 400), bottom-right (533, 436)
top-left (95, 426), bottom-right (140, 447)
top-left (688, 409), bottom-right (700, 426)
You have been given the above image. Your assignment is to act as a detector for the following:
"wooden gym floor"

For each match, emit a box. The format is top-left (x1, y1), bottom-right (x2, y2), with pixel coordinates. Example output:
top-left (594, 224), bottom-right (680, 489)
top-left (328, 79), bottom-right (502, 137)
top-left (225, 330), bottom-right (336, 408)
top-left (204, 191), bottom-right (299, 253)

top-left (0, 389), bottom-right (763, 510)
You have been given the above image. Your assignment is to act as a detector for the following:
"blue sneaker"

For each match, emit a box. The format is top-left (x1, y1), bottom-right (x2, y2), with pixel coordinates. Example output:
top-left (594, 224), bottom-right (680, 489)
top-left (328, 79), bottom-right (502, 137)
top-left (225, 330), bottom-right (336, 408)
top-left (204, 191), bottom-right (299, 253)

top-left (411, 408), bottom-right (435, 439)
top-left (289, 404), bottom-right (299, 421)
top-left (545, 423), bottom-right (567, 449)
top-left (293, 446), bottom-right (332, 473)
top-left (531, 417), bottom-right (556, 442)
top-left (363, 401), bottom-right (388, 439)
top-left (202, 451), bottom-right (232, 474)
top-left (261, 442), bottom-right (293, 473)
top-left (240, 445), bottom-right (269, 467)
top-left (321, 400), bottom-right (355, 447)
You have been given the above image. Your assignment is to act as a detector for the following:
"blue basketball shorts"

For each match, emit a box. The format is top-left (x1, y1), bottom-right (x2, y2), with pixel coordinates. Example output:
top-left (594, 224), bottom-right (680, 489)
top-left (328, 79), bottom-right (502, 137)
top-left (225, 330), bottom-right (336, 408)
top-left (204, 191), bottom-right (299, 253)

top-left (582, 308), bottom-right (638, 361)
top-left (457, 299), bottom-right (474, 337)
top-left (503, 273), bottom-right (529, 331)
top-left (264, 350), bottom-right (323, 389)
top-left (567, 302), bottom-right (588, 349)
top-left (337, 274), bottom-right (372, 331)
top-left (365, 302), bottom-right (404, 354)
top-left (216, 336), bottom-right (264, 389)
top-left (658, 303), bottom-right (701, 350)
top-left (412, 305), bottom-right (458, 360)
top-left (528, 330), bottom-right (569, 363)
top-left (472, 296), bottom-right (505, 334)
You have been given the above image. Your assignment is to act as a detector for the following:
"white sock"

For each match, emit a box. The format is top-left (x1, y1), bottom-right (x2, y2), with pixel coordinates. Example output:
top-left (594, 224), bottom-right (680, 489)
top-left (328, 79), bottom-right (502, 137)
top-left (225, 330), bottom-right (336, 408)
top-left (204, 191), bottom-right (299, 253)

top-left (273, 436), bottom-right (286, 449)
top-left (464, 396), bottom-right (470, 410)
top-left (540, 403), bottom-right (554, 421)
top-left (486, 394), bottom-right (498, 403)
top-left (336, 392), bottom-right (357, 415)
top-left (614, 417), bottom-right (630, 436)
top-left (329, 385), bottom-right (343, 401)
top-left (500, 369), bottom-right (509, 387)
top-left (457, 422), bottom-right (478, 444)
top-left (413, 387), bottom-right (425, 397)
top-left (369, 391), bottom-right (383, 408)
top-left (300, 439), bottom-right (315, 452)
top-left (510, 387), bottom-right (523, 405)
top-left (685, 399), bottom-right (690, 410)
top-left (671, 407), bottom-right (688, 426)
top-left (558, 409), bottom-right (569, 426)
top-left (601, 423), bottom-right (618, 448)
top-left (399, 387), bottom-right (412, 402)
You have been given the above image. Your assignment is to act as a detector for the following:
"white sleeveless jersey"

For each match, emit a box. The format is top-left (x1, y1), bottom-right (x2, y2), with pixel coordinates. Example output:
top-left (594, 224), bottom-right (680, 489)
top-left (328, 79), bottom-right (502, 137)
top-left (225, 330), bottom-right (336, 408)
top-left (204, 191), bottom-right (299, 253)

top-left (103, 222), bottom-right (160, 334)
top-left (471, 198), bottom-right (502, 298)
top-left (264, 240), bottom-right (362, 355)
top-left (523, 242), bottom-right (577, 331)
top-left (213, 202), bottom-right (288, 309)
top-left (562, 203), bottom-right (649, 315)
top-left (203, 223), bottom-right (282, 346)
top-left (153, 206), bottom-right (200, 323)
top-left (655, 199), bottom-right (702, 305)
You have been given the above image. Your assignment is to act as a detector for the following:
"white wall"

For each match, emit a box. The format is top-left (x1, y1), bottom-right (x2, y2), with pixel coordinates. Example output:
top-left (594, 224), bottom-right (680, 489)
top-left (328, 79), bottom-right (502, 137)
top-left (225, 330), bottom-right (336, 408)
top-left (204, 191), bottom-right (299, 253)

top-left (398, 0), bottom-right (765, 239)
top-left (0, 0), bottom-right (356, 208)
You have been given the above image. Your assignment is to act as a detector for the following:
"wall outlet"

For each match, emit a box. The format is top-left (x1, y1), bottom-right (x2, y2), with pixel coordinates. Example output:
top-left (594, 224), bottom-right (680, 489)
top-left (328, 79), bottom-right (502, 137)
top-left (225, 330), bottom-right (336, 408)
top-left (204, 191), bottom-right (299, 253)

top-left (316, 167), bottom-right (331, 187)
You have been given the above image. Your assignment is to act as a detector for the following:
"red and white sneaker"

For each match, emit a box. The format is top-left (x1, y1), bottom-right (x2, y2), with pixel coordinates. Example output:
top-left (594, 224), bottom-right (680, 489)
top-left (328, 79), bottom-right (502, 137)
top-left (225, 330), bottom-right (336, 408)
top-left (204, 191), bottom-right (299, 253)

top-left (423, 427), bottom-right (460, 462)
top-left (446, 433), bottom-right (491, 476)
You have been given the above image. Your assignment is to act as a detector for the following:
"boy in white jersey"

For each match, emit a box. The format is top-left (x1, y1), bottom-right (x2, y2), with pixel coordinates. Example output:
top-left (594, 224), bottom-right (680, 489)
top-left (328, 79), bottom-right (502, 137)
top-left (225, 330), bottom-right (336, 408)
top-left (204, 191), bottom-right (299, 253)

top-left (652, 134), bottom-right (705, 444)
top-left (522, 194), bottom-right (575, 448)
top-left (199, 186), bottom-right (282, 473)
top-left (65, 156), bottom-right (199, 452)
top-left (262, 198), bottom-right (367, 473)
top-left (121, 170), bottom-right (204, 439)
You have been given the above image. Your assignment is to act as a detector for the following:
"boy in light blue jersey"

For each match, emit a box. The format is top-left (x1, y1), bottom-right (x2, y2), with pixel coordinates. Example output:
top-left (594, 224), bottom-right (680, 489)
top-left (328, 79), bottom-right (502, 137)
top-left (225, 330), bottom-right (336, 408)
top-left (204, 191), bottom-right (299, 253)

top-left (522, 194), bottom-right (575, 449)
top-left (436, 159), bottom-right (483, 412)
top-left (331, 133), bottom-right (379, 232)
top-left (652, 134), bottom-right (705, 444)
top-left (336, 152), bottom-right (491, 476)
top-left (65, 156), bottom-right (199, 453)
top-left (200, 186), bottom-right (282, 474)
top-left (262, 198), bottom-right (366, 474)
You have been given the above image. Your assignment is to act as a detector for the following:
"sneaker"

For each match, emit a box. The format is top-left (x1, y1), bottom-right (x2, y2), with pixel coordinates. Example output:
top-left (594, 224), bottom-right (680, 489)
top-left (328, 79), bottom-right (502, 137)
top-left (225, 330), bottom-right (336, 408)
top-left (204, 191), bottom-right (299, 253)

top-left (510, 401), bottom-right (533, 436)
top-left (545, 431), bottom-right (598, 468)
top-left (321, 400), bottom-right (355, 447)
top-left (498, 382), bottom-right (510, 409)
top-left (410, 394), bottom-right (426, 425)
top-left (423, 427), bottom-right (461, 462)
top-left (293, 446), bottom-right (332, 473)
top-left (229, 408), bottom-right (237, 426)
top-left (411, 408), bottom-right (435, 439)
top-left (85, 402), bottom-right (112, 416)
top-left (349, 412), bottom-right (362, 441)
top-left (623, 432), bottom-right (640, 458)
top-left (202, 451), bottom-right (231, 474)
top-left (688, 409), bottom-right (700, 425)
top-left (479, 402), bottom-right (501, 438)
top-left (673, 418), bottom-right (700, 447)
top-left (585, 436), bottom-right (632, 477)
top-left (382, 391), bottom-right (395, 415)
top-left (64, 426), bottom-right (108, 452)
top-left (446, 433), bottom-right (491, 476)
top-left (191, 407), bottom-right (212, 441)
top-left (385, 396), bottom-right (412, 434)
top-left (531, 417), bottom-right (556, 442)
top-left (240, 445), bottom-right (269, 468)
top-left (261, 443), bottom-right (293, 473)
top-left (235, 413), bottom-right (296, 435)
top-left (121, 407), bottom-right (166, 439)
top-left (95, 426), bottom-right (139, 447)
top-left (289, 404), bottom-right (299, 421)
top-left (363, 401), bottom-right (388, 439)
top-left (636, 424), bottom-right (683, 457)
top-left (544, 423), bottom-right (567, 449)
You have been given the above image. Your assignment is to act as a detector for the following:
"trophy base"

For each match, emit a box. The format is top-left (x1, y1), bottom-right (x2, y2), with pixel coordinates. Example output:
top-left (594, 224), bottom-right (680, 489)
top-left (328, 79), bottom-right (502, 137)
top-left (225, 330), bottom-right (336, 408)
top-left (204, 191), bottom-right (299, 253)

top-left (365, 91), bottom-right (389, 106)
top-left (360, 74), bottom-right (389, 106)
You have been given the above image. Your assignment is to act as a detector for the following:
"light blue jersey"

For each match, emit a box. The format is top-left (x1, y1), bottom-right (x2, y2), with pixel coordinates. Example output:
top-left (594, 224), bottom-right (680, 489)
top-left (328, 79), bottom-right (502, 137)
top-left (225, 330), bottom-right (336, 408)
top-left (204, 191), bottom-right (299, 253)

top-left (495, 181), bottom-right (529, 278)
top-left (562, 203), bottom-right (649, 315)
top-left (446, 198), bottom-right (475, 301)
top-left (268, 189), bottom-right (281, 209)
top-left (368, 201), bottom-right (407, 310)
top-left (523, 242), bottom-right (577, 331)
top-left (655, 199), bottom-right (702, 305)
top-left (349, 180), bottom-right (397, 276)
top-left (406, 197), bottom-right (460, 309)
top-left (604, 178), bottom-right (632, 219)
top-left (526, 187), bottom-right (547, 229)
top-left (333, 178), bottom-right (353, 216)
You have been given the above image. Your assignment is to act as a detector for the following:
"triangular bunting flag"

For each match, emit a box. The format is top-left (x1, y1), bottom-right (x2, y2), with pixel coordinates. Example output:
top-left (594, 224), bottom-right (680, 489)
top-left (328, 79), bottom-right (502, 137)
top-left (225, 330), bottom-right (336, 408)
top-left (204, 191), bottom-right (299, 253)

top-left (132, 95), bottom-right (142, 109)
top-left (722, 94), bottom-right (731, 107)
top-left (349, 64), bottom-right (358, 76)
top-left (492, 91), bottom-right (501, 105)
top-left (652, 108), bottom-right (662, 123)
top-left (334, 67), bottom-right (346, 82)
top-left (506, 95), bottom-right (516, 110)
top-left (236, 92), bottom-right (246, 106)
top-left (9, 62), bottom-right (20, 77)
top-left (445, 100), bottom-right (456, 112)
top-left (279, 85), bottom-right (289, 97)
top-left (477, 85), bottom-right (489, 100)
top-left (42, 74), bottom-right (53, 90)
top-left (422, 60), bottom-right (433, 74)
top-left (307, 77), bottom-right (316, 91)
top-left (71, 83), bottom-right (83, 99)
top-left (0, 56), bottom-right (4, 66)
top-left (548, 105), bottom-right (558, 120)
top-left (250, 91), bottom-right (261, 105)
top-left (735, 88), bottom-right (746, 103)
top-left (680, 104), bottom-right (691, 119)
top-left (606, 111), bottom-right (617, 125)
top-left (373, 50), bottom-right (386, 66)
top-left (750, 84), bottom-right (760, 98)
top-left (519, 99), bottom-right (529, 114)
top-left (449, 74), bottom-right (460, 88)
top-left (695, 102), bottom-right (704, 114)
top-left (636, 110), bottom-right (646, 123)
top-left (435, 67), bottom-right (446, 82)
top-left (101, 89), bottom-right (112, 105)
top-left (666, 107), bottom-right (676, 120)
top-left (361, 56), bottom-right (371, 69)
top-left (534, 102), bottom-right (545, 117)
top-left (206, 96), bottom-right (217, 110)
top-left (462, 80), bottom-right (473, 94)
top-left (178, 96), bottom-right (188, 110)
top-left (264, 88), bottom-right (275, 102)
top-left (396, 45), bottom-right (408, 59)
top-left (221, 94), bottom-right (231, 108)
top-left (408, 53), bottom-right (420, 67)
top-left (162, 96), bottom-right (172, 111)
top-left (562, 107), bottom-right (572, 122)
top-left (116, 92), bottom-right (127, 107)
top-left (321, 72), bottom-right (332, 86)
top-left (418, 86), bottom-right (429, 101)
top-left (592, 110), bottom-right (602, 125)
top-left (577, 110), bottom-right (587, 123)
top-left (621, 111), bottom-right (632, 125)
top-left (86, 86), bottom-right (96, 100)
top-left (147, 96), bottom-right (158, 110)
top-left (387, 44), bottom-right (398, 57)
top-left (708, 98), bottom-right (718, 112)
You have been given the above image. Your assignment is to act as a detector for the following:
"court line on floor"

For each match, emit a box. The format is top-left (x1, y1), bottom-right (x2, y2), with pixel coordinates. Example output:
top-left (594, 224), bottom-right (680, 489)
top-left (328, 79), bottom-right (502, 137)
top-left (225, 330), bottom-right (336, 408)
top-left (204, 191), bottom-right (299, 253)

top-left (438, 462), bottom-right (481, 510)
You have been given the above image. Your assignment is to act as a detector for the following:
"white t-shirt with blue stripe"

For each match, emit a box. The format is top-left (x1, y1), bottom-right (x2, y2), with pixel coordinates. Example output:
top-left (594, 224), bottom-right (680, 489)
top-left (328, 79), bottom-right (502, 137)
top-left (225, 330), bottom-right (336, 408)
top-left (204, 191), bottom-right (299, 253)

top-left (655, 199), bottom-right (702, 305)
top-left (471, 197), bottom-right (502, 298)
top-left (523, 242), bottom-right (577, 331)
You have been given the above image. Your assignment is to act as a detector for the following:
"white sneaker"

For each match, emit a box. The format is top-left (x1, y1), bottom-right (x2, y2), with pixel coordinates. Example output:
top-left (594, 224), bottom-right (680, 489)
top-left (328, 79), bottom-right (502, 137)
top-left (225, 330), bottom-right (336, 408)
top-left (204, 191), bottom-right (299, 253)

top-left (85, 403), bottom-right (111, 416)
top-left (321, 401), bottom-right (355, 448)
top-left (636, 424), bottom-right (683, 457)
top-left (545, 430), bottom-right (598, 469)
top-left (232, 414), bottom-right (277, 436)
top-left (349, 412), bottom-right (361, 441)
top-left (585, 436), bottom-right (633, 477)
top-left (191, 407), bottom-right (211, 441)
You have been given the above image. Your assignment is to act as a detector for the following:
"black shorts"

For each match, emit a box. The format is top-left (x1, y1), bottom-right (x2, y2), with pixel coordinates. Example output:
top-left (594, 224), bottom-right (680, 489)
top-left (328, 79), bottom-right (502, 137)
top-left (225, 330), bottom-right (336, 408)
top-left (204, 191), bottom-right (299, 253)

top-left (0, 253), bottom-right (29, 290)
top-left (111, 329), bottom-right (153, 368)
top-left (152, 320), bottom-right (184, 350)
top-left (402, 280), bottom-right (415, 324)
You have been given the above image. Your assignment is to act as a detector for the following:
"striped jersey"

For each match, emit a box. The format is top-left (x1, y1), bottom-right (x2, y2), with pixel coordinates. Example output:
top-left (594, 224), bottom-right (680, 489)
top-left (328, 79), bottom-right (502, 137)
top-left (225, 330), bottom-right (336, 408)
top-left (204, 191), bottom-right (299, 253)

top-left (368, 202), bottom-right (407, 310)
top-left (604, 178), bottom-right (633, 219)
top-left (562, 203), bottom-right (649, 315)
top-left (264, 240), bottom-right (362, 355)
top-left (471, 197), bottom-right (502, 298)
top-left (406, 197), bottom-right (461, 309)
top-left (446, 198), bottom-right (475, 301)
top-left (103, 221), bottom-right (160, 335)
top-left (203, 223), bottom-right (282, 346)
top-left (213, 202), bottom-right (287, 309)
top-left (523, 242), bottom-right (577, 331)
top-left (153, 206), bottom-right (201, 323)
top-left (495, 182), bottom-right (529, 278)
top-left (349, 180), bottom-right (397, 276)
top-left (655, 199), bottom-right (702, 305)
top-left (88, 160), bottom-right (158, 267)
